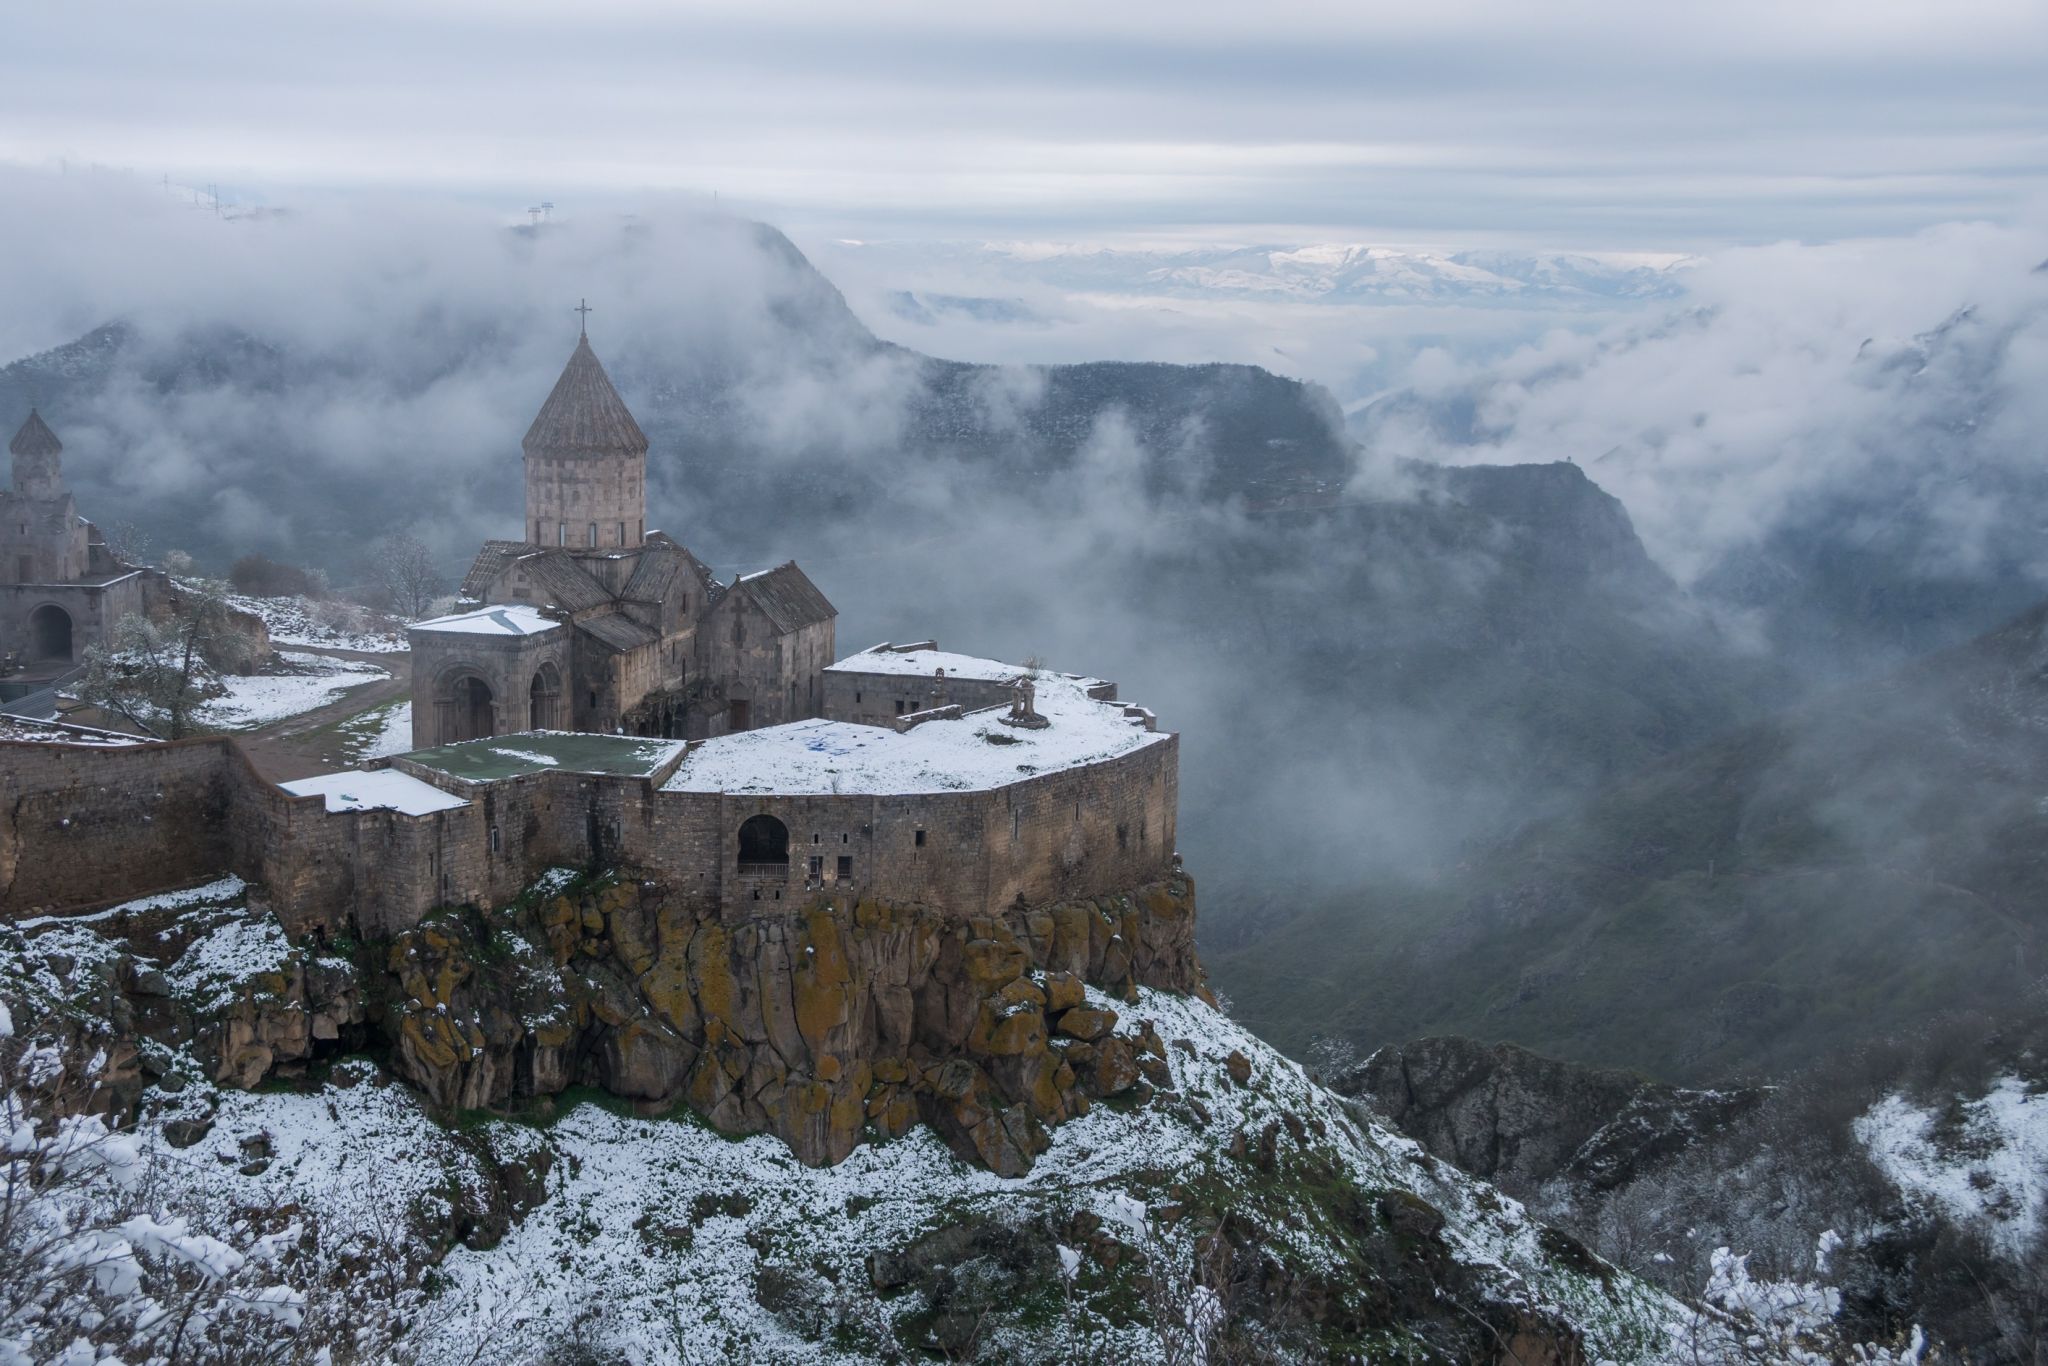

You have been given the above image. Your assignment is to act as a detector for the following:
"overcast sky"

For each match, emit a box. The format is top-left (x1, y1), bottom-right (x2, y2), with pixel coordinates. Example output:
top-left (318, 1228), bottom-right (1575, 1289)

top-left (3, 0), bottom-right (2045, 250)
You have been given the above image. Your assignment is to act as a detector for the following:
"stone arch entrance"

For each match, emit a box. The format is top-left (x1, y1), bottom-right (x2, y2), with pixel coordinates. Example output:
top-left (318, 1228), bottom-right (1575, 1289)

top-left (434, 668), bottom-right (497, 743)
top-left (736, 814), bottom-right (789, 872)
top-left (27, 604), bottom-right (72, 663)
top-left (529, 662), bottom-right (563, 730)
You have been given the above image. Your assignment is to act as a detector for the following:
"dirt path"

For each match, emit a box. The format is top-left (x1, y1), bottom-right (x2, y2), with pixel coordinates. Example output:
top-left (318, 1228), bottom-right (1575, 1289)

top-left (236, 647), bottom-right (412, 783)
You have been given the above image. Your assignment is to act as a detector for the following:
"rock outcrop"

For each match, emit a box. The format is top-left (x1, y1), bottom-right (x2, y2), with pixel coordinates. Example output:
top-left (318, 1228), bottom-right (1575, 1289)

top-left (377, 870), bottom-right (1208, 1172)
top-left (1336, 1035), bottom-right (1766, 1196)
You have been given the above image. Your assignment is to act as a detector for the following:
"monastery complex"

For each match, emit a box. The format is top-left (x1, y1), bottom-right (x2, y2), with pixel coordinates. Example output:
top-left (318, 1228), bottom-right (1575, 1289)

top-left (0, 327), bottom-right (1181, 944)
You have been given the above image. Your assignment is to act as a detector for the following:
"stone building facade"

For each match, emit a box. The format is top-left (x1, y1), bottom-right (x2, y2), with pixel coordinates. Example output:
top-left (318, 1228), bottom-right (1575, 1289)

top-left (0, 684), bottom-right (1176, 944)
top-left (409, 331), bottom-right (835, 748)
top-left (0, 409), bottom-right (161, 673)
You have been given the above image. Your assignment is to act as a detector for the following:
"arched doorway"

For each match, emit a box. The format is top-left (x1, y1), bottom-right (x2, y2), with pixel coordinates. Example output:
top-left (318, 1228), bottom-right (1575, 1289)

top-left (435, 669), bottom-right (497, 743)
top-left (27, 605), bottom-right (72, 663)
top-left (460, 677), bottom-right (495, 740)
top-left (736, 814), bottom-right (789, 873)
top-left (529, 662), bottom-right (563, 730)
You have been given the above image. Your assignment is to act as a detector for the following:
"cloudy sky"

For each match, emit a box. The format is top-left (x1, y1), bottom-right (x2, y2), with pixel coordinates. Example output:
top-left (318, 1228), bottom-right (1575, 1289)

top-left (4, 0), bottom-right (2045, 250)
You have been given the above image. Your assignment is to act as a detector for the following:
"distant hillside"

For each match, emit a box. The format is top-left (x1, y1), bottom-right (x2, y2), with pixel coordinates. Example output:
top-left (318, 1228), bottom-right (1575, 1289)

top-left (0, 219), bottom-right (1350, 576)
top-left (1214, 596), bottom-right (2048, 1081)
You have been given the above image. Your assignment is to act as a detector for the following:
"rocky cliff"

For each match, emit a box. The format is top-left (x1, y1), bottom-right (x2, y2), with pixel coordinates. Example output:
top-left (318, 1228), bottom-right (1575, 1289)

top-left (380, 870), bottom-right (1206, 1173)
top-left (1338, 1036), bottom-right (1766, 1196)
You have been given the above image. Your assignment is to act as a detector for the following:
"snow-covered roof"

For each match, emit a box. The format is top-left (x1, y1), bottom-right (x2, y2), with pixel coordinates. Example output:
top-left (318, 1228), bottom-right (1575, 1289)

top-left (408, 604), bottom-right (563, 637)
top-left (281, 769), bottom-right (471, 816)
top-left (664, 674), bottom-right (1163, 796)
top-left (826, 644), bottom-right (1112, 693)
top-left (825, 644), bottom-right (1031, 685)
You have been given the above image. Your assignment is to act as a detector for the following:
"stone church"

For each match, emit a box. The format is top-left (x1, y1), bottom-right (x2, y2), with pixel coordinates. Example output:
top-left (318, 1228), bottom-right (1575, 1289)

top-left (0, 408), bottom-right (161, 675)
top-left (408, 327), bottom-right (836, 748)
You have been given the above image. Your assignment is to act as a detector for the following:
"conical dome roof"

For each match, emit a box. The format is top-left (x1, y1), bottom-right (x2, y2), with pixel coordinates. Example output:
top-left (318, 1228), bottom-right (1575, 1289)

top-left (9, 409), bottom-right (62, 458)
top-left (521, 335), bottom-right (649, 458)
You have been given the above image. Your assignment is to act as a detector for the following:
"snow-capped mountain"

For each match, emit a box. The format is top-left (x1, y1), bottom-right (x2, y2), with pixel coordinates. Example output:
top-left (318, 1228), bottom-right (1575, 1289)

top-left (819, 239), bottom-right (1696, 309)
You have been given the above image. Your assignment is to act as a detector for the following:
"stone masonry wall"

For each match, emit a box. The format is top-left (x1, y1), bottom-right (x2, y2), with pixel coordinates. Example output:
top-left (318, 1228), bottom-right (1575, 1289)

top-left (6, 724), bottom-right (1178, 955)
top-left (0, 737), bottom-right (240, 913)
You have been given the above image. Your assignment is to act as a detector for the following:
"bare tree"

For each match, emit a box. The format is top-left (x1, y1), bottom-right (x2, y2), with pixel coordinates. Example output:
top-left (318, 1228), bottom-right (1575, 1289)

top-left (370, 532), bottom-right (445, 621)
top-left (78, 585), bottom-right (252, 738)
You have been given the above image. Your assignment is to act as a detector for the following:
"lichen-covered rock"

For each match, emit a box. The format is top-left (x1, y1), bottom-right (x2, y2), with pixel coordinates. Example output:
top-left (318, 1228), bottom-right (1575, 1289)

top-left (369, 870), bottom-right (1208, 1171)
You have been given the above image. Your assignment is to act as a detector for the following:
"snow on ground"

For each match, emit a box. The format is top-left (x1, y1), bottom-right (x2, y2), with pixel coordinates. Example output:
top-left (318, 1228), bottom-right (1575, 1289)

top-left (122, 986), bottom-right (1689, 1364)
top-left (163, 915), bottom-right (298, 1012)
top-left (1855, 1076), bottom-right (2048, 1262)
top-left (280, 769), bottom-right (470, 816)
top-left (667, 673), bottom-right (1163, 796)
top-left (16, 876), bottom-right (247, 930)
top-left (332, 698), bottom-right (414, 763)
top-left (220, 590), bottom-right (410, 652)
top-left (196, 652), bottom-right (387, 730)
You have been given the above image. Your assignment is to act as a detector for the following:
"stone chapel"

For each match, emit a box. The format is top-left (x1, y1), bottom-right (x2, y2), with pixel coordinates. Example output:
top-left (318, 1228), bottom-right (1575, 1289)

top-left (0, 408), bottom-right (158, 676)
top-left (407, 325), bottom-right (836, 748)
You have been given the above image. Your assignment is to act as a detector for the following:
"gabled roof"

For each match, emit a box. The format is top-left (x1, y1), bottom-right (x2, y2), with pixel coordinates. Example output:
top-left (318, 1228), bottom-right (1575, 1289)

top-left (621, 538), bottom-right (689, 604)
top-left (522, 334), bottom-right (649, 459)
top-left (575, 612), bottom-right (659, 654)
top-left (522, 551), bottom-right (613, 613)
top-left (9, 409), bottom-right (61, 458)
top-left (734, 561), bottom-right (836, 635)
top-left (459, 540), bottom-right (538, 602)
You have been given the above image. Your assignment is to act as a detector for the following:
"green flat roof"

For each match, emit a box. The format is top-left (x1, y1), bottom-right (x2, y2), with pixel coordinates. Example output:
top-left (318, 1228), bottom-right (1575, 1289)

top-left (399, 731), bottom-right (685, 782)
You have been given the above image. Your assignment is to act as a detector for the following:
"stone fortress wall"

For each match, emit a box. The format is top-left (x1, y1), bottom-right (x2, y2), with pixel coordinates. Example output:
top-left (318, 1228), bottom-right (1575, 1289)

top-left (0, 699), bottom-right (1178, 943)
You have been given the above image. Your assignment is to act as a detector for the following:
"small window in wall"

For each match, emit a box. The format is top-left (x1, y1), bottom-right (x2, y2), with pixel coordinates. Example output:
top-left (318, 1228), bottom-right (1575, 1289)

top-left (557, 522), bottom-right (567, 546)
top-left (894, 700), bottom-right (906, 715)
top-left (588, 522), bottom-right (598, 547)
top-left (1117, 823), bottom-right (1129, 851)
top-left (841, 832), bottom-right (850, 844)
top-left (914, 829), bottom-right (926, 848)
top-left (589, 690), bottom-right (598, 709)
top-left (812, 832), bottom-right (820, 844)
top-left (808, 855), bottom-right (824, 886)
top-left (618, 521), bottom-right (626, 545)
top-left (836, 855), bottom-right (853, 882)
top-left (1012, 810), bottom-right (1021, 840)
top-left (680, 594), bottom-right (689, 615)
top-left (854, 690), bottom-right (862, 704)
top-left (489, 826), bottom-right (502, 854)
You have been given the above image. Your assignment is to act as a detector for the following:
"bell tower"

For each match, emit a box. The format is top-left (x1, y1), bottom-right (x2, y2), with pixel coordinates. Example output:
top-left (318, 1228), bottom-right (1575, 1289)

top-left (9, 408), bottom-right (65, 499)
top-left (522, 305), bottom-right (648, 551)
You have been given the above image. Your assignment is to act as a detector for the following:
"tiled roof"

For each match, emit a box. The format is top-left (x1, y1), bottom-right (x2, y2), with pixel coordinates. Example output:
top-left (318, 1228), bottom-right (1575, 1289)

top-left (575, 612), bottom-right (659, 653)
top-left (622, 540), bottom-right (688, 603)
top-left (522, 551), bottom-right (613, 613)
top-left (459, 540), bottom-right (537, 601)
top-left (735, 562), bottom-right (836, 635)
top-left (521, 335), bottom-right (649, 458)
top-left (9, 409), bottom-right (61, 458)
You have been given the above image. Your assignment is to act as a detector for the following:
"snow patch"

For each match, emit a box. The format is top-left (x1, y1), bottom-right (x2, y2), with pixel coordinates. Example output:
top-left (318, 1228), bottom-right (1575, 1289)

top-left (196, 653), bottom-right (387, 730)
top-left (1855, 1075), bottom-right (2048, 1262)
